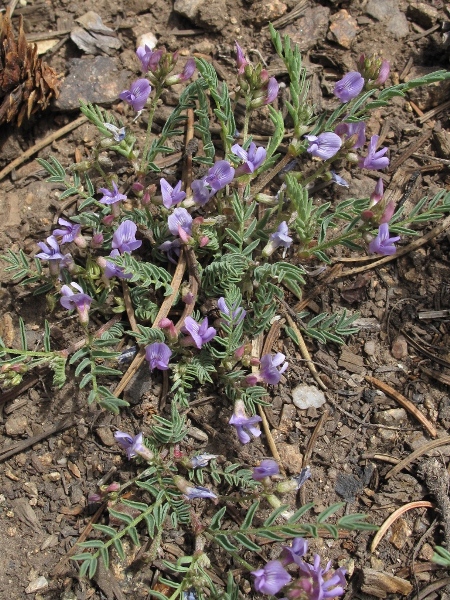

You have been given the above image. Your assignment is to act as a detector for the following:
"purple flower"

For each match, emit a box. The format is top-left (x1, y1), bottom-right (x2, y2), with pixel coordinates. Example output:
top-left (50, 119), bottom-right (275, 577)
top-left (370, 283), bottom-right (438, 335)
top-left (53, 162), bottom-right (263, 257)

top-left (98, 181), bottom-right (127, 205)
top-left (119, 78), bottom-right (151, 111)
top-left (159, 238), bottom-right (182, 263)
top-left (251, 560), bottom-right (291, 595)
top-left (136, 45), bottom-right (163, 72)
top-left (334, 121), bottom-right (366, 149)
top-left (112, 220), bottom-right (142, 254)
top-left (101, 250), bottom-right (133, 280)
top-left (370, 178), bottom-right (384, 204)
top-left (330, 172), bottom-right (349, 187)
top-left (306, 133), bottom-right (342, 160)
top-left (284, 556), bottom-right (347, 600)
top-left (375, 59), bottom-right (390, 85)
top-left (334, 71), bottom-right (365, 102)
top-left (231, 142), bottom-right (267, 175)
top-left (191, 178), bottom-right (214, 206)
top-left (36, 236), bottom-right (64, 261)
top-left (145, 342), bottom-right (172, 371)
top-left (103, 123), bottom-right (126, 142)
top-left (168, 207), bottom-right (193, 237)
top-left (264, 77), bottom-right (279, 105)
top-left (60, 282), bottom-right (93, 324)
top-left (114, 431), bottom-right (154, 461)
top-left (262, 221), bottom-right (293, 258)
top-left (229, 400), bottom-right (262, 444)
top-left (358, 135), bottom-right (389, 170)
top-left (173, 475), bottom-right (217, 499)
top-left (280, 537), bottom-right (309, 567)
top-left (259, 353), bottom-right (288, 385)
top-left (217, 297), bottom-right (246, 325)
top-left (235, 41), bottom-right (249, 74)
top-left (190, 454), bottom-right (218, 468)
top-left (53, 218), bottom-right (82, 245)
top-left (178, 58), bottom-right (196, 82)
top-left (160, 179), bottom-right (186, 208)
top-left (368, 223), bottom-right (400, 256)
top-left (204, 160), bottom-right (235, 192)
top-left (181, 316), bottom-right (216, 349)
top-left (252, 459), bottom-right (279, 481)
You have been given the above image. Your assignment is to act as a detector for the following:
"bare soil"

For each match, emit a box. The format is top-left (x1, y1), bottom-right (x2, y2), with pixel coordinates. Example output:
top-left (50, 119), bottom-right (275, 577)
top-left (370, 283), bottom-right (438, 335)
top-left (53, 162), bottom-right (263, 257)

top-left (1, 0), bottom-right (450, 598)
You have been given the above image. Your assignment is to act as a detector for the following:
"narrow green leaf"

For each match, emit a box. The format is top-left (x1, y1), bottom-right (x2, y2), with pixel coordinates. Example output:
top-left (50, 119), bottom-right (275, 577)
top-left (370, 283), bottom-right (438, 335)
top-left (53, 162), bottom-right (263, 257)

top-left (114, 538), bottom-right (125, 560)
top-left (263, 505), bottom-right (291, 526)
top-left (100, 546), bottom-right (110, 570)
top-left (88, 556), bottom-right (98, 578)
top-left (214, 534), bottom-right (238, 552)
top-left (233, 533), bottom-right (261, 551)
top-left (241, 502), bottom-right (259, 530)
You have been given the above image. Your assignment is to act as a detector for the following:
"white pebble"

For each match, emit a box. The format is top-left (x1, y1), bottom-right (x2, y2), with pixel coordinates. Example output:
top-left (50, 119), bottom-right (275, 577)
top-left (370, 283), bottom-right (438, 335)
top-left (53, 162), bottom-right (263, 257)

top-left (292, 384), bottom-right (326, 410)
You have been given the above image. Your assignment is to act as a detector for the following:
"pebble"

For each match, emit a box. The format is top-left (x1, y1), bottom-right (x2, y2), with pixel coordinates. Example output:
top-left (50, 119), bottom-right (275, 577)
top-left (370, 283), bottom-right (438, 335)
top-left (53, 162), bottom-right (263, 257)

top-left (373, 408), bottom-right (407, 426)
top-left (391, 335), bottom-right (408, 359)
top-left (364, 340), bottom-right (377, 356)
top-left (96, 426), bottom-right (116, 447)
top-left (365, 0), bottom-right (409, 37)
top-left (277, 442), bottom-right (304, 474)
top-left (173, 0), bottom-right (205, 21)
top-left (25, 576), bottom-right (48, 594)
top-left (389, 517), bottom-right (412, 549)
top-left (5, 415), bottom-right (28, 436)
top-left (292, 384), bottom-right (326, 410)
top-left (407, 2), bottom-right (439, 29)
top-left (55, 56), bottom-right (132, 111)
top-left (328, 9), bottom-right (358, 49)
top-left (281, 6), bottom-right (330, 52)
top-left (137, 32), bottom-right (157, 50)
top-left (252, 0), bottom-right (287, 26)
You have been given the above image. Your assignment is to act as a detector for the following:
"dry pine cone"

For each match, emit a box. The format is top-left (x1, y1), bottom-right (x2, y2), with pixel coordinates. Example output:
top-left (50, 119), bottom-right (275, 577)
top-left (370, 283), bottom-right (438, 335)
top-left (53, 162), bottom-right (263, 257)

top-left (0, 10), bottom-right (60, 126)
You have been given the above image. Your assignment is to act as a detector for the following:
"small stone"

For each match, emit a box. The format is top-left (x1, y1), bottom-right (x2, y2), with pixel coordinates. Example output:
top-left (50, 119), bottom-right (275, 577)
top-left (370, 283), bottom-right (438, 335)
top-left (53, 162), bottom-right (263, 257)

top-left (173, 0), bottom-right (205, 21)
top-left (389, 517), bottom-right (412, 549)
top-left (391, 335), bottom-right (408, 359)
top-left (25, 576), bottom-right (48, 594)
top-left (405, 66), bottom-right (450, 111)
top-left (292, 384), bottom-right (326, 410)
top-left (277, 442), bottom-right (304, 474)
top-left (364, 340), bottom-right (377, 356)
top-left (278, 404), bottom-right (297, 432)
top-left (373, 408), bottom-right (407, 426)
top-left (252, 0), bottom-right (287, 26)
top-left (407, 2), bottom-right (439, 29)
top-left (197, 0), bottom-right (230, 32)
top-left (55, 56), bottom-right (132, 111)
top-left (365, 0), bottom-right (397, 21)
top-left (5, 414), bottom-right (28, 436)
top-left (328, 9), bottom-right (358, 49)
top-left (47, 472), bottom-right (61, 482)
top-left (137, 32), bottom-right (158, 50)
top-left (433, 130), bottom-right (450, 159)
top-left (96, 426), bottom-right (116, 447)
top-left (419, 542), bottom-right (434, 561)
top-left (281, 6), bottom-right (330, 52)
top-left (23, 481), bottom-right (39, 497)
top-left (186, 426), bottom-right (208, 442)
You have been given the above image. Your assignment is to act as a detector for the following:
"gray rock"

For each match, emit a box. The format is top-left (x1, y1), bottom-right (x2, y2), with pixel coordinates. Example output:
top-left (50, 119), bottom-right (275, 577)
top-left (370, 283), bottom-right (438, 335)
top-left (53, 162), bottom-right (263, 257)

top-left (373, 408), bottom-right (407, 426)
top-left (55, 56), bottom-right (132, 111)
top-left (5, 414), bottom-right (28, 436)
top-left (365, 0), bottom-right (410, 38)
top-left (174, 0), bottom-right (206, 21)
top-left (281, 6), bottom-right (330, 52)
top-left (407, 2), bottom-right (439, 29)
top-left (328, 9), bottom-right (358, 49)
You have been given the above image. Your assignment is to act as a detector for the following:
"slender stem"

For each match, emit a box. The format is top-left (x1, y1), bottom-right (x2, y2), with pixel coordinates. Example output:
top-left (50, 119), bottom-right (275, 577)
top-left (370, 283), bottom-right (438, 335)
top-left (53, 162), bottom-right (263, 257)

top-left (250, 152), bottom-right (293, 196)
top-left (139, 87), bottom-right (163, 173)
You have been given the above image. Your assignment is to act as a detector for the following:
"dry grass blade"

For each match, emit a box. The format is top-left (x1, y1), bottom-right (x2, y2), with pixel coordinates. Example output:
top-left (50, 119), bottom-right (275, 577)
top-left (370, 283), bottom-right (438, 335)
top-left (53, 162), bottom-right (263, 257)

top-left (364, 375), bottom-right (437, 438)
top-left (370, 501), bottom-right (434, 552)
top-left (386, 436), bottom-right (450, 480)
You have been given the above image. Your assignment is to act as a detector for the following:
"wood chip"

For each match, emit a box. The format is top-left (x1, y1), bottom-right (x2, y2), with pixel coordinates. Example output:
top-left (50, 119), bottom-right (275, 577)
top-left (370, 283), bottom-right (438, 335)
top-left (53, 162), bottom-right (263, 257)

top-left (360, 568), bottom-right (413, 598)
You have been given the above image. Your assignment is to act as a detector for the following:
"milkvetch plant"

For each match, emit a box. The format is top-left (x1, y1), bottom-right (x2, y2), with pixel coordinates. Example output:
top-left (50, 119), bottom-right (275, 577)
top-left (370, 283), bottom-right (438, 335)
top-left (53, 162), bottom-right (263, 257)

top-left (2, 26), bottom-right (450, 598)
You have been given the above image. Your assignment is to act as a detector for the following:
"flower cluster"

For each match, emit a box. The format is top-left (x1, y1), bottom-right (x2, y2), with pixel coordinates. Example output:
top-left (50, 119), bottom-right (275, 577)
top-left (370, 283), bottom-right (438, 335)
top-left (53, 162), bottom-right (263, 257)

top-left (251, 537), bottom-right (347, 598)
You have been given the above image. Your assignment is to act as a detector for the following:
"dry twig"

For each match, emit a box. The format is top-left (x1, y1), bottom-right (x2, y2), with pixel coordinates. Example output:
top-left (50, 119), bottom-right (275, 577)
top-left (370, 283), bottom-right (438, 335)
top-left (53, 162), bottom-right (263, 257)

top-left (370, 501), bottom-right (434, 552)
